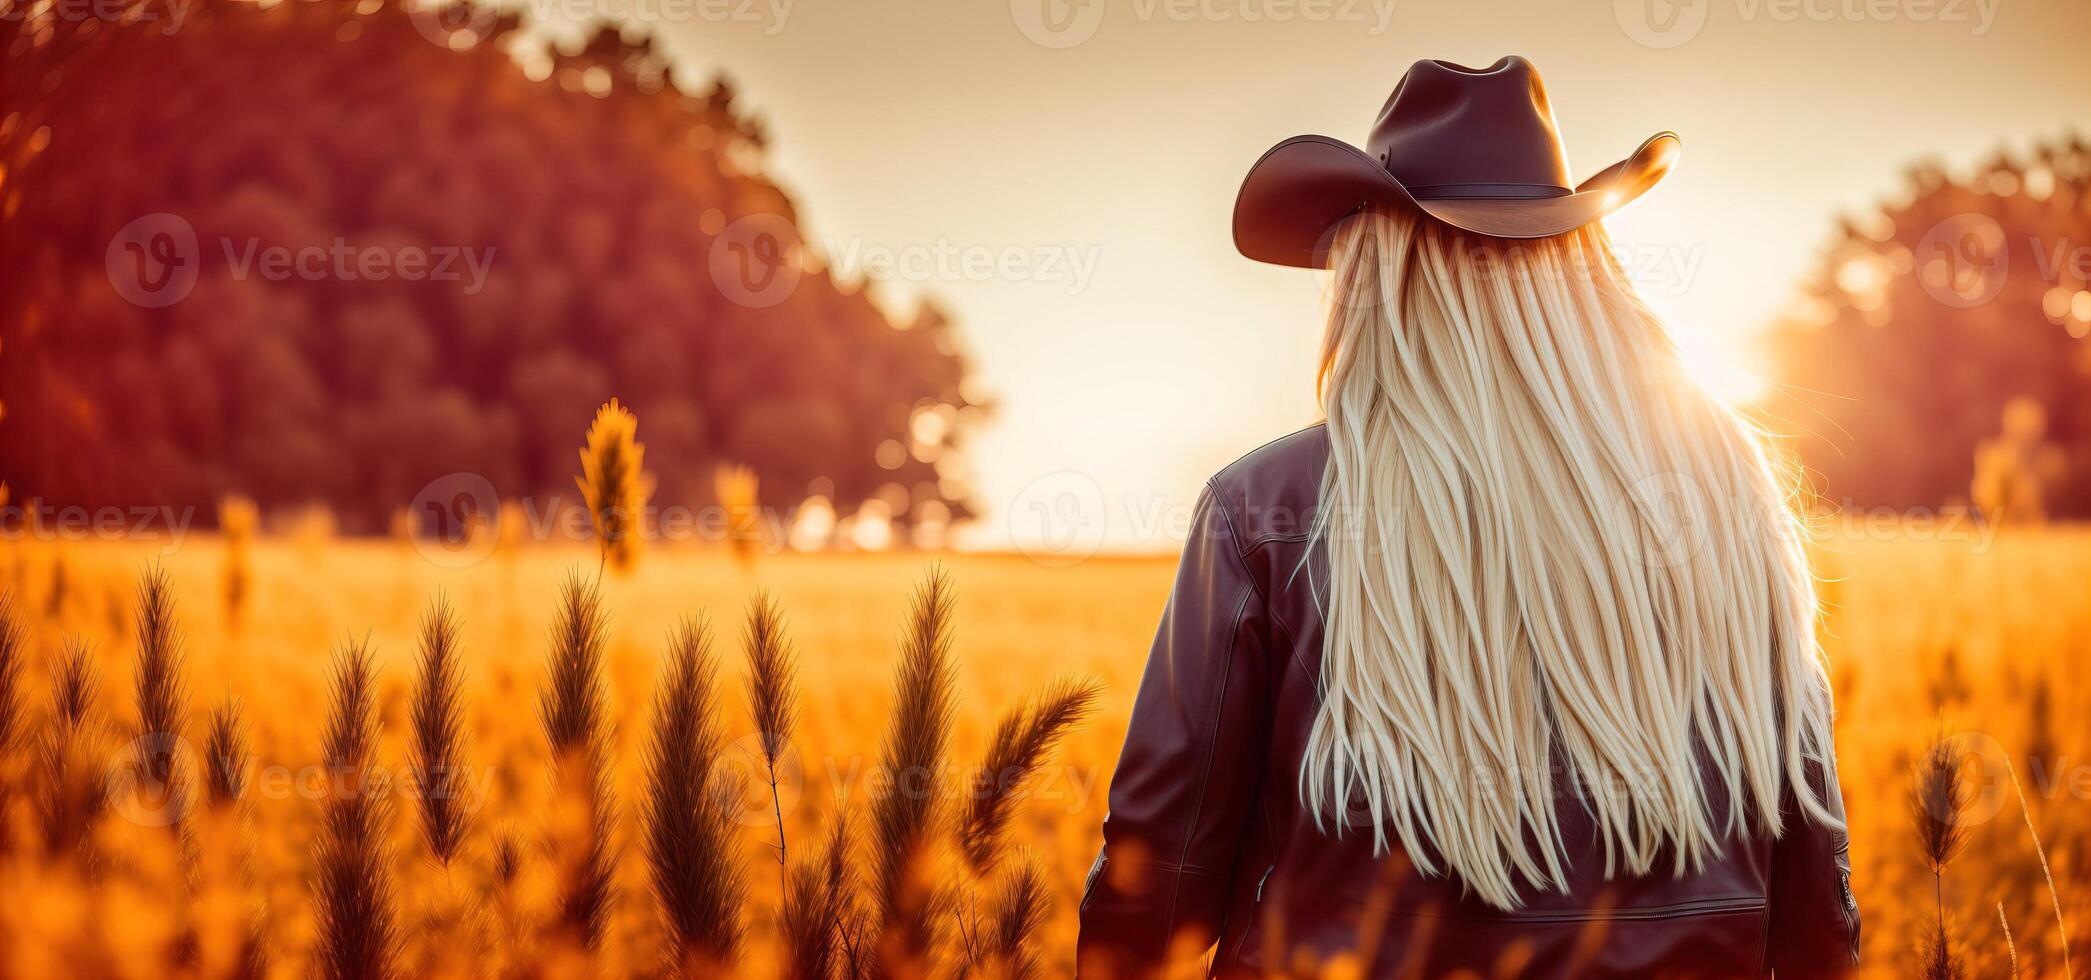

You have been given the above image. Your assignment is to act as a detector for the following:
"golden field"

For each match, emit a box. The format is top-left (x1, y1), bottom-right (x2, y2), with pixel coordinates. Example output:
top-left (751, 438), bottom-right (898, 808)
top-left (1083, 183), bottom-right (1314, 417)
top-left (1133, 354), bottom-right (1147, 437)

top-left (0, 523), bottom-right (2085, 978)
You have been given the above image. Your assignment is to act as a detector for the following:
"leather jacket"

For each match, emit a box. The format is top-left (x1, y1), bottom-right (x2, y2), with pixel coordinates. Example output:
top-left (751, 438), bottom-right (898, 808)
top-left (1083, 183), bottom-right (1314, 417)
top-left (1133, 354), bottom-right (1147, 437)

top-left (1077, 424), bottom-right (1859, 979)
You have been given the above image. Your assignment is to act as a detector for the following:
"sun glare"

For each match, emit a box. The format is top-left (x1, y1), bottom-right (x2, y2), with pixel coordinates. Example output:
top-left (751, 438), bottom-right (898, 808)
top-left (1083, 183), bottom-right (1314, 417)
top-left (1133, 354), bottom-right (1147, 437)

top-left (1674, 332), bottom-right (1771, 406)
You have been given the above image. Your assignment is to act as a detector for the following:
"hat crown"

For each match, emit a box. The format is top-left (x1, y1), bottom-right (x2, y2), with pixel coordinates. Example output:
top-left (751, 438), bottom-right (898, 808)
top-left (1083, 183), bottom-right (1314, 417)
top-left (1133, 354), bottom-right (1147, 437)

top-left (1369, 57), bottom-right (1574, 198)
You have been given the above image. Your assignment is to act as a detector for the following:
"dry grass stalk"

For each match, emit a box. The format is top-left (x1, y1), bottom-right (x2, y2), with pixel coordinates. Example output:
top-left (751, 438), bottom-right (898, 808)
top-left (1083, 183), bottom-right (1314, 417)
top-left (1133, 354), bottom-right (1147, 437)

top-left (966, 858), bottom-right (1048, 980)
top-left (539, 572), bottom-right (617, 951)
top-left (196, 697), bottom-right (267, 978)
top-left (783, 814), bottom-right (859, 980)
top-left (46, 554), bottom-right (69, 618)
top-left (221, 495), bottom-right (257, 629)
top-left (541, 573), bottom-right (609, 757)
top-left (312, 638), bottom-right (398, 980)
top-left (871, 568), bottom-right (960, 976)
top-left (959, 676), bottom-right (1101, 875)
top-left (50, 637), bottom-right (98, 729)
top-left (714, 464), bottom-right (762, 566)
top-left (0, 591), bottom-right (22, 754)
top-left (38, 638), bottom-right (106, 861)
top-left (202, 699), bottom-right (249, 808)
top-left (2002, 903), bottom-right (2023, 980)
top-left (1909, 730), bottom-right (1971, 980)
top-left (0, 592), bottom-right (22, 853)
top-left (1920, 917), bottom-right (1966, 980)
top-left (133, 565), bottom-right (190, 828)
top-left (486, 829), bottom-right (531, 968)
top-left (411, 596), bottom-right (470, 865)
top-left (493, 831), bottom-right (524, 887)
top-left (643, 617), bottom-right (745, 973)
top-left (2005, 756), bottom-right (2073, 979)
top-left (575, 397), bottom-right (653, 573)
top-left (743, 591), bottom-right (798, 872)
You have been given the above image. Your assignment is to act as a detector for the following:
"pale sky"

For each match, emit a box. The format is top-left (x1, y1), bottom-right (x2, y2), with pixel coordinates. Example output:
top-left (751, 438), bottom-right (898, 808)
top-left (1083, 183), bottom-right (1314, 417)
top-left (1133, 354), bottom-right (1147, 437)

top-left (546, 0), bottom-right (2090, 552)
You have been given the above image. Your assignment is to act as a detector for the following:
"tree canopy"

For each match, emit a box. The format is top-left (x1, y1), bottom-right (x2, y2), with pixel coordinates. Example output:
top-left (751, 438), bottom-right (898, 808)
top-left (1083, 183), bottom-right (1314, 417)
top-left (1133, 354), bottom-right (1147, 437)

top-left (1762, 135), bottom-right (2091, 516)
top-left (0, 0), bottom-right (982, 533)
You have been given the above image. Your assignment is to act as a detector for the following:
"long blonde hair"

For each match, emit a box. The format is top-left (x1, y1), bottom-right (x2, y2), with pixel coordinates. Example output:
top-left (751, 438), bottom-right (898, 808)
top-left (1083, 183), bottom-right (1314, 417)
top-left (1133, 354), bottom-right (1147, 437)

top-left (1303, 206), bottom-right (1838, 909)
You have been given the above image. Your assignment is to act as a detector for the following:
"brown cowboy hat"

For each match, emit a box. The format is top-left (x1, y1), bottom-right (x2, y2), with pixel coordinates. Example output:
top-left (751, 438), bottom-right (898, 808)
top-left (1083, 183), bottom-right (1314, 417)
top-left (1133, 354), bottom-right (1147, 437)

top-left (1233, 56), bottom-right (1679, 268)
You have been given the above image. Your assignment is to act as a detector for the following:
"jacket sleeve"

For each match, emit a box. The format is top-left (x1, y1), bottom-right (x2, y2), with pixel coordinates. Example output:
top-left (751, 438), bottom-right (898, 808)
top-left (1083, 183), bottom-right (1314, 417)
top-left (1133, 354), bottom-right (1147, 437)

top-left (1767, 747), bottom-right (1861, 978)
top-left (1077, 482), bottom-right (1273, 976)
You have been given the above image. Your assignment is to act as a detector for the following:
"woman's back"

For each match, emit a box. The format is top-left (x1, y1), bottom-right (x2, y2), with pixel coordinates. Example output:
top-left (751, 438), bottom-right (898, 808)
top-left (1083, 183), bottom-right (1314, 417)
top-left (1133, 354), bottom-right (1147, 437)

top-left (1076, 425), bottom-right (1859, 978)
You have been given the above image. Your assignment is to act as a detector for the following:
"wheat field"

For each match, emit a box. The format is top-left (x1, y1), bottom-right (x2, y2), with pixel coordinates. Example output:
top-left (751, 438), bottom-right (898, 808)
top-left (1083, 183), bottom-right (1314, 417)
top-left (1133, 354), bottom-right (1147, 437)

top-left (0, 521), bottom-right (2084, 978)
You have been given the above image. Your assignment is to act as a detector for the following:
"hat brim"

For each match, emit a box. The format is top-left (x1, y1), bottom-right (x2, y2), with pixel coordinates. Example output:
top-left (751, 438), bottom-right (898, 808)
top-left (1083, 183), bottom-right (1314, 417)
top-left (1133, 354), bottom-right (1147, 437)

top-left (1231, 131), bottom-right (1680, 268)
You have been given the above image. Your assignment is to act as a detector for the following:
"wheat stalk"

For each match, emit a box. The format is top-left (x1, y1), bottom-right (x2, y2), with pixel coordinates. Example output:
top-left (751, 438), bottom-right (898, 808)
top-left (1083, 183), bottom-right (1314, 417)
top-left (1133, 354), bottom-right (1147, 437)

top-left (541, 572), bottom-right (609, 757)
top-left (411, 595), bottom-right (470, 866)
top-left (782, 813), bottom-right (860, 980)
top-left (1910, 729), bottom-right (1971, 980)
top-left (0, 592), bottom-right (22, 853)
top-left (312, 637), bottom-right (397, 980)
top-left (974, 857), bottom-right (1049, 980)
top-left (539, 572), bottom-right (617, 951)
top-left (871, 567), bottom-right (959, 976)
top-left (202, 699), bottom-right (248, 808)
top-left (38, 638), bottom-right (105, 861)
top-left (133, 565), bottom-right (190, 829)
top-left (959, 676), bottom-right (1100, 876)
top-left (487, 828), bottom-right (529, 967)
top-left (644, 617), bottom-right (744, 973)
top-left (743, 591), bottom-right (798, 876)
top-left (574, 397), bottom-right (653, 574)
top-left (0, 591), bottom-right (22, 756)
top-left (196, 694), bottom-right (267, 979)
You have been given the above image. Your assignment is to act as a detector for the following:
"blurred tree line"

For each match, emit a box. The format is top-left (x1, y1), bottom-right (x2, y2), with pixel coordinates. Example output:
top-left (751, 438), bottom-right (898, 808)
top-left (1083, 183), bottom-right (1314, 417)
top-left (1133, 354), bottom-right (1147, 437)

top-left (0, 0), bottom-right (981, 534)
top-left (1763, 134), bottom-right (2091, 518)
